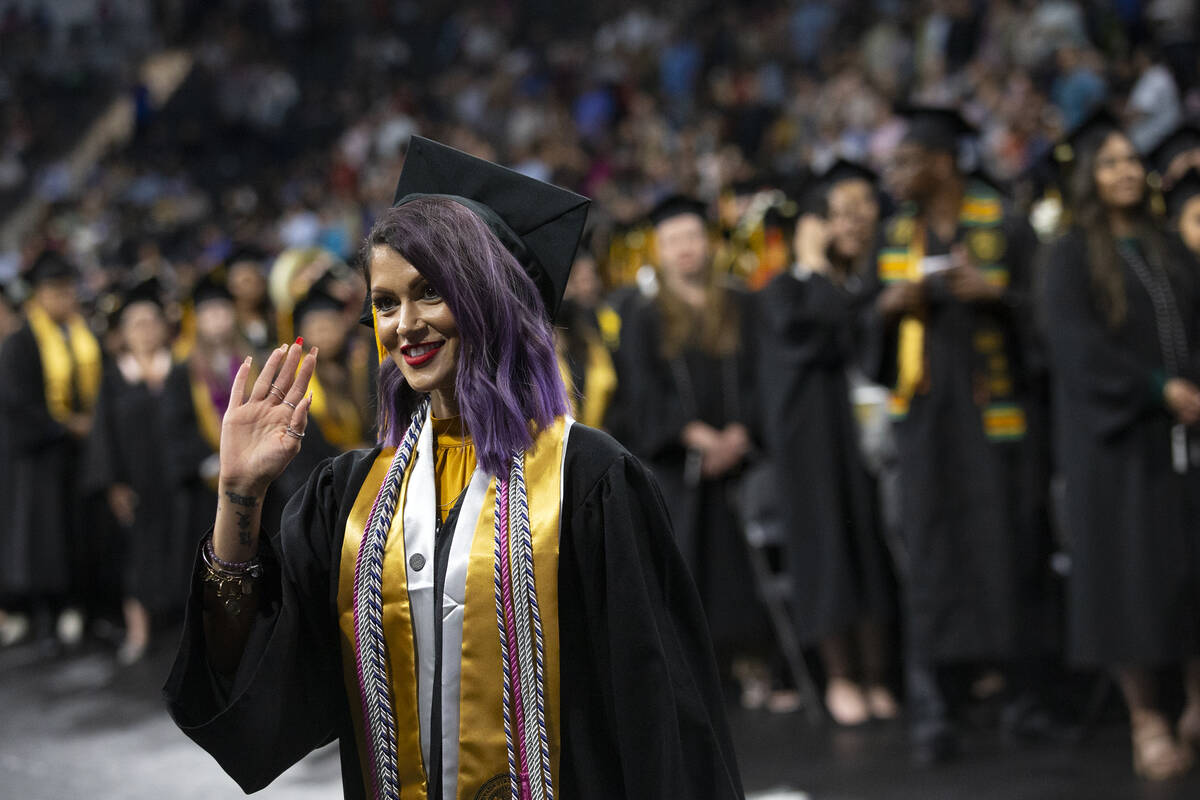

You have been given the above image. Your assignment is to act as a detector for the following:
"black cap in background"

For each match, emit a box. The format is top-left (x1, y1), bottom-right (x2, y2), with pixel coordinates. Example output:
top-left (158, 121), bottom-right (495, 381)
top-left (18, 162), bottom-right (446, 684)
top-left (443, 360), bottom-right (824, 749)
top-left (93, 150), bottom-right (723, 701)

top-left (293, 278), bottom-right (346, 329)
top-left (1148, 122), bottom-right (1200, 180)
top-left (191, 268), bottom-right (233, 307)
top-left (25, 250), bottom-right (77, 286)
top-left (898, 105), bottom-right (977, 155)
top-left (647, 193), bottom-right (709, 227)
top-left (1166, 167), bottom-right (1200, 221)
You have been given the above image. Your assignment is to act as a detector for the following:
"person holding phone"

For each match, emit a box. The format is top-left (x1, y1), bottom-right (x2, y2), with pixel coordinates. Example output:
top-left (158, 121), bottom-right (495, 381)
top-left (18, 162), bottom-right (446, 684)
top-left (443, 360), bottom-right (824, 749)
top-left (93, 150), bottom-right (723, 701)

top-left (755, 160), bottom-right (900, 726)
top-left (864, 107), bottom-right (1050, 764)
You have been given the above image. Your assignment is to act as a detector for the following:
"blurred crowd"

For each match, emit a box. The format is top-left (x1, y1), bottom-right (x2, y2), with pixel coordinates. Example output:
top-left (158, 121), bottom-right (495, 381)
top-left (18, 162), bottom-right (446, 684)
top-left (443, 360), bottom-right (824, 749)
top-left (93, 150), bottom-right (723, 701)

top-left (3, 0), bottom-right (1200, 782)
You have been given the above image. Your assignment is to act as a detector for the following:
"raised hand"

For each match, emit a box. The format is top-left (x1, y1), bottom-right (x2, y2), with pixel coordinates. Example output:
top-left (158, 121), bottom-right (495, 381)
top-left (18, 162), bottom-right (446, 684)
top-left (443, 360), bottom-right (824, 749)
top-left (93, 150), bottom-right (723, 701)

top-left (219, 340), bottom-right (318, 496)
top-left (213, 340), bottom-right (317, 563)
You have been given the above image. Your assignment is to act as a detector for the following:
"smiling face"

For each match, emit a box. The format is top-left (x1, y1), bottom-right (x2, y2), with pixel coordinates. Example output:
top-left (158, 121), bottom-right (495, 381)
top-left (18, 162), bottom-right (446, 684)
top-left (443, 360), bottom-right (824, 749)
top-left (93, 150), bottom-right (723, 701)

top-left (369, 244), bottom-right (461, 416)
top-left (1093, 132), bottom-right (1146, 212)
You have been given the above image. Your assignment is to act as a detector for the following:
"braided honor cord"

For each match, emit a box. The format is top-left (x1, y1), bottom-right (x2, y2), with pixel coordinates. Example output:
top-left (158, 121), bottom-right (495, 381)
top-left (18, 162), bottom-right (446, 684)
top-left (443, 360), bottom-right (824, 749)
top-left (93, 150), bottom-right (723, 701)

top-left (353, 397), bottom-right (429, 800)
top-left (493, 452), bottom-right (555, 800)
top-left (352, 396), bottom-right (554, 800)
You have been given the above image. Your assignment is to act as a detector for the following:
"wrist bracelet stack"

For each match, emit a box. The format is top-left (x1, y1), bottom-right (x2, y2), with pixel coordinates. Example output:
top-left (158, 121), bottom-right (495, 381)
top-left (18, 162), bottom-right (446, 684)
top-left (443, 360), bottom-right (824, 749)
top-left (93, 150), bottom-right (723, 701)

top-left (202, 535), bottom-right (262, 616)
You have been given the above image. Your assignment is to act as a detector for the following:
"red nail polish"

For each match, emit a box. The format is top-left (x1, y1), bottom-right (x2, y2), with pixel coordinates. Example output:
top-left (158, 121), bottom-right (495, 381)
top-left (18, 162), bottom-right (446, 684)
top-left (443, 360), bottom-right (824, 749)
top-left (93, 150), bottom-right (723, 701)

top-left (295, 336), bottom-right (303, 345)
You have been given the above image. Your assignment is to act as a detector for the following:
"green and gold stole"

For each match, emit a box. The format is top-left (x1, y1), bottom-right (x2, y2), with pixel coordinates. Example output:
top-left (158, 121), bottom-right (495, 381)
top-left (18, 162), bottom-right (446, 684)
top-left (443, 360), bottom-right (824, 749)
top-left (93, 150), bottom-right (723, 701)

top-left (875, 181), bottom-right (1026, 441)
top-left (338, 405), bottom-right (569, 800)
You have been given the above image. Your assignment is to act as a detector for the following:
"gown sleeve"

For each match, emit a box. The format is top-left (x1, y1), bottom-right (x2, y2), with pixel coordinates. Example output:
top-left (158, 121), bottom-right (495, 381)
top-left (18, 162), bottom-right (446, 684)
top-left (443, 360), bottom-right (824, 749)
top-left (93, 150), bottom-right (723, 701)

top-left (557, 434), bottom-right (745, 800)
top-left (163, 453), bottom-right (357, 793)
top-left (161, 362), bottom-right (218, 486)
top-left (81, 367), bottom-right (123, 495)
top-left (606, 298), bottom-right (691, 460)
top-left (1042, 233), bottom-right (1164, 438)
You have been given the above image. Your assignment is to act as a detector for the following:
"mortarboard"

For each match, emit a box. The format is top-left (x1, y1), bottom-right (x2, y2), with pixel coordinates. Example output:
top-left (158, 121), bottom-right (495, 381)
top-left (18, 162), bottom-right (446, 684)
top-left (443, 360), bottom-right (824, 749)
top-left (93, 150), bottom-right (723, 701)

top-left (1147, 122), bottom-right (1200, 180)
top-left (191, 268), bottom-right (233, 306)
top-left (118, 276), bottom-right (165, 315)
top-left (293, 278), bottom-right (346, 328)
top-left (387, 135), bottom-right (590, 321)
top-left (898, 105), bottom-right (977, 155)
top-left (1166, 167), bottom-right (1200, 221)
top-left (25, 250), bottom-right (77, 286)
top-left (647, 194), bottom-right (709, 227)
top-left (819, 158), bottom-right (879, 190)
top-left (1052, 106), bottom-right (1123, 170)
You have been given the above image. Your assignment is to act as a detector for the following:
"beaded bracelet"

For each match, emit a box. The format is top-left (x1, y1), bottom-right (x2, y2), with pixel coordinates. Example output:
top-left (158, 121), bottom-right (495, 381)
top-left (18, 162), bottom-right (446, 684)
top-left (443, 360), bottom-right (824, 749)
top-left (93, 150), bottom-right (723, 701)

top-left (201, 535), bottom-right (262, 616)
top-left (204, 535), bottom-right (259, 573)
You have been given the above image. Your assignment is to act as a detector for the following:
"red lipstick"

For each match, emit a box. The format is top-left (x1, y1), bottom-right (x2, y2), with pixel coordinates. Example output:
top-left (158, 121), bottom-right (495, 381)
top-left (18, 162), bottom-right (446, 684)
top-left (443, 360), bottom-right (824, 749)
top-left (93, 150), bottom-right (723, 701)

top-left (400, 340), bottom-right (444, 366)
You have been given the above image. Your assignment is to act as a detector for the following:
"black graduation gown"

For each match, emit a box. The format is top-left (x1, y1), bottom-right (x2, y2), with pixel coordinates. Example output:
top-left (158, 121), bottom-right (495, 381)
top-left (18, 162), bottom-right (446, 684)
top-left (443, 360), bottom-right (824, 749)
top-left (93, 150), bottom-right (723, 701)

top-left (607, 288), bottom-right (770, 658)
top-left (0, 324), bottom-right (82, 597)
top-left (163, 425), bottom-right (745, 800)
top-left (161, 360), bottom-right (222, 555)
top-left (754, 272), bottom-right (895, 646)
top-left (1042, 230), bottom-right (1200, 665)
top-left (862, 210), bottom-right (1043, 663)
top-left (83, 363), bottom-right (188, 615)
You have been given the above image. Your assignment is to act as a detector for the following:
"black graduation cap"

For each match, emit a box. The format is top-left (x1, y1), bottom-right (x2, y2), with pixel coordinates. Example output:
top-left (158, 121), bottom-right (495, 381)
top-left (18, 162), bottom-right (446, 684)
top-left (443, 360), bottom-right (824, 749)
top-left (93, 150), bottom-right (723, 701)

top-left (1166, 167), bottom-right (1200, 220)
top-left (293, 278), bottom-right (345, 328)
top-left (819, 158), bottom-right (879, 190)
top-left (390, 135), bottom-right (590, 321)
top-left (1052, 106), bottom-right (1123, 169)
top-left (191, 268), bottom-right (233, 306)
top-left (225, 243), bottom-right (269, 271)
top-left (1148, 122), bottom-right (1200, 178)
top-left (647, 194), bottom-right (709, 227)
top-left (118, 276), bottom-right (165, 315)
top-left (25, 250), bottom-right (77, 286)
top-left (898, 105), bottom-right (977, 155)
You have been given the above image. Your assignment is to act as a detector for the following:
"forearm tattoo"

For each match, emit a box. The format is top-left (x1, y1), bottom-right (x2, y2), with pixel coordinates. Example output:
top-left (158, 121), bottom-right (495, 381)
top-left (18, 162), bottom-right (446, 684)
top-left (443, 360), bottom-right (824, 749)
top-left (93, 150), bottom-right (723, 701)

top-left (224, 490), bottom-right (259, 507)
top-left (225, 490), bottom-right (258, 546)
top-left (235, 510), bottom-right (253, 545)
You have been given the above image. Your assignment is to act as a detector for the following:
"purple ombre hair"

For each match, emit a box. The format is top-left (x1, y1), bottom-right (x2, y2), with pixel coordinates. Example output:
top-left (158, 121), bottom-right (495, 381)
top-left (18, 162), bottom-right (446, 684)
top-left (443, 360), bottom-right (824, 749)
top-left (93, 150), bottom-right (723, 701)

top-left (363, 196), bottom-right (569, 477)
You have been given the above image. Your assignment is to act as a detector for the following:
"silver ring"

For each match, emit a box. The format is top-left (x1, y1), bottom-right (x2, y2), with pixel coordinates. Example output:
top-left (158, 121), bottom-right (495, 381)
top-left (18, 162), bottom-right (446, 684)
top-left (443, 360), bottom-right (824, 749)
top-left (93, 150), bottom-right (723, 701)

top-left (268, 384), bottom-right (286, 401)
top-left (284, 425), bottom-right (305, 440)
top-left (282, 399), bottom-right (297, 410)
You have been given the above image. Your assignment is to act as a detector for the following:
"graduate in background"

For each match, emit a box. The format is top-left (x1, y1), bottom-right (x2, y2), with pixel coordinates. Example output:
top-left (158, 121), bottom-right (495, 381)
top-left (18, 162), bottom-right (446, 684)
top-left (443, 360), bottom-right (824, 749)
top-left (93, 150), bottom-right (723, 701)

top-left (84, 278), bottom-right (182, 664)
top-left (0, 280), bottom-right (30, 646)
top-left (165, 137), bottom-right (743, 800)
top-left (864, 107), bottom-right (1047, 763)
top-left (225, 245), bottom-right (276, 358)
top-left (1042, 117), bottom-right (1200, 781)
top-left (755, 160), bottom-right (899, 725)
top-left (610, 194), bottom-right (771, 705)
top-left (162, 270), bottom-right (252, 545)
top-left (1164, 168), bottom-right (1200, 258)
top-left (0, 251), bottom-right (102, 646)
top-left (556, 244), bottom-right (618, 430)
top-left (291, 276), bottom-right (372, 453)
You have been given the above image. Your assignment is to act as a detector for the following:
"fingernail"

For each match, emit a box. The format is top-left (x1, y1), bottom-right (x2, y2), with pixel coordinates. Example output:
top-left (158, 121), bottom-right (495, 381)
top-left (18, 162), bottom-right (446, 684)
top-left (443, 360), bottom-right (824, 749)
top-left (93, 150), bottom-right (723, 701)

top-left (295, 336), bottom-right (303, 345)
top-left (311, 346), bottom-right (319, 356)
top-left (244, 356), bottom-right (252, 365)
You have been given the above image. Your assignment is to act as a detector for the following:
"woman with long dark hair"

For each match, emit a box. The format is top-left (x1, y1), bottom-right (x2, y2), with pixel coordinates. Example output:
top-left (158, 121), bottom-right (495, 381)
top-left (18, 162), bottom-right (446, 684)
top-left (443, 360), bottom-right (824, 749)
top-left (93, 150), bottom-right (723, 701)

top-left (165, 138), bottom-right (743, 800)
top-left (1043, 119), bottom-right (1200, 780)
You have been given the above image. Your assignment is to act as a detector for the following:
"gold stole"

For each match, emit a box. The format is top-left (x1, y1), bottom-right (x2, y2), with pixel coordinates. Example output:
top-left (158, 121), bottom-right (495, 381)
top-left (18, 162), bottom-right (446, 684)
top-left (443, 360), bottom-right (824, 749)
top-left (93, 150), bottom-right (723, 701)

top-left (337, 418), bottom-right (566, 799)
top-left (893, 223), bottom-right (927, 414)
top-left (557, 330), bottom-right (617, 430)
top-left (189, 372), bottom-right (224, 454)
top-left (25, 301), bottom-right (102, 423)
top-left (309, 371), bottom-right (365, 452)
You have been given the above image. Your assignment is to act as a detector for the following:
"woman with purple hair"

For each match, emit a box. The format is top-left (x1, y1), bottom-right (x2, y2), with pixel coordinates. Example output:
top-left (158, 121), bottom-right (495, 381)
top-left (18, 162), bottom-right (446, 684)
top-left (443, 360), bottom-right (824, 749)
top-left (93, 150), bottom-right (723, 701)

top-left (164, 137), bottom-right (744, 800)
